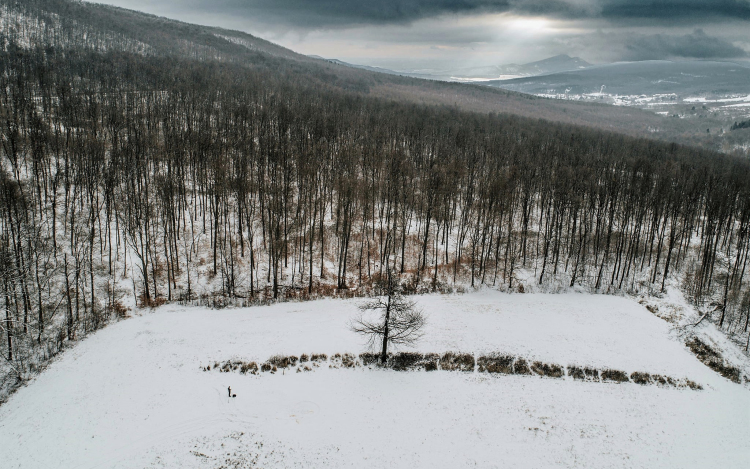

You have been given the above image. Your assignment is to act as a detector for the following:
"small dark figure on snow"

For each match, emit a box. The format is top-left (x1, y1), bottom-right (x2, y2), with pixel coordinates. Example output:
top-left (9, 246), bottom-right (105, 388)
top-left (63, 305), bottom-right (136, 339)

top-left (228, 386), bottom-right (232, 397)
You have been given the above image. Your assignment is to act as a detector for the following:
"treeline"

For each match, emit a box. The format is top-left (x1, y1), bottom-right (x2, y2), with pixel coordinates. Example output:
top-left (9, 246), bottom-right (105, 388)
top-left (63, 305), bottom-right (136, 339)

top-left (0, 1), bottom-right (153, 56)
top-left (1, 40), bottom-right (750, 392)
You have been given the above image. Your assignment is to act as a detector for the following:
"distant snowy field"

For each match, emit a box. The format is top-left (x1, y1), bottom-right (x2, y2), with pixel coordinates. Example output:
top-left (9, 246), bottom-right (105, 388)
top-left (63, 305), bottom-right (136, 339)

top-left (0, 291), bottom-right (748, 468)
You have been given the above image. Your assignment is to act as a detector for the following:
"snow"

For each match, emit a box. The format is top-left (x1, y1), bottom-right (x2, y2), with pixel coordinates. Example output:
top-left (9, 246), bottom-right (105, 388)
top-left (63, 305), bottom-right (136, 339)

top-left (684, 95), bottom-right (750, 104)
top-left (0, 291), bottom-right (748, 468)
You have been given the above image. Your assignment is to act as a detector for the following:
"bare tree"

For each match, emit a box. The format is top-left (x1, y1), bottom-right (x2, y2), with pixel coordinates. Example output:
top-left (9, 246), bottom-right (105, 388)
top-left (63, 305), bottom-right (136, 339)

top-left (351, 269), bottom-right (426, 364)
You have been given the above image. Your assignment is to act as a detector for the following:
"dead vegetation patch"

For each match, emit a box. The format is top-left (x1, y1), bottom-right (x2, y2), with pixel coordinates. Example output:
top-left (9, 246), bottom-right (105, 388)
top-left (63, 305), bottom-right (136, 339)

top-left (651, 374), bottom-right (668, 386)
top-left (567, 366), bottom-right (599, 381)
top-left (359, 352), bottom-right (381, 366)
top-left (686, 337), bottom-right (742, 383)
top-left (205, 353), bottom-right (701, 390)
top-left (240, 362), bottom-right (258, 374)
top-left (390, 352), bottom-right (425, 371)
top-left (531, 361), bottom-right (564, 378)
top-left (630, 372), bottom-right (652, 385)
top-left (684, 379), bottom-right (703, 390)
top-left (260, 363), bottom-right (276, 373)
top-left (329, 353), bottom-right (358, 368)
top-left (267, 355), bottom-right (298, 369)
top-left (584, 368), bottom-right (599, 381)
top-left (477, 355), bottom-right (514, 374)
top-left (567, 365), bottom-right (585, 380)
top-left (310, 354), bottom-right (327, 363)
top-left (600, 369), bottom-right (629, 383)
top-left (513, 358), bottom-right (532, 375)
top-left (440, 352), bottom-right (475, 372)
top-left (422, 353), bottom-right (439, 371)
top-left (388, 352), bottom-right (440, 371)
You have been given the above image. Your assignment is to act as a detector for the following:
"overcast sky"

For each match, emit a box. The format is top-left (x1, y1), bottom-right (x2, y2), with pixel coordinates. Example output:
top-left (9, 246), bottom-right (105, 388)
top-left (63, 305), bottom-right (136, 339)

top-left (93, 1), bottom-right (750, 71)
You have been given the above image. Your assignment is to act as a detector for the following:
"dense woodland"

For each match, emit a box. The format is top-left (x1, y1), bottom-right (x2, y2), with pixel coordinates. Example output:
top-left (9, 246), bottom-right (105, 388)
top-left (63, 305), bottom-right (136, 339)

top-left (1, 2), bottom-right (750, 398)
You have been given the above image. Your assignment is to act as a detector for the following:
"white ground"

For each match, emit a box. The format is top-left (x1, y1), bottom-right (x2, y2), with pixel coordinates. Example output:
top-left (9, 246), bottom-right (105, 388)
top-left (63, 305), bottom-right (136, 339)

top-left (0, 291), bottom-right (748, 468)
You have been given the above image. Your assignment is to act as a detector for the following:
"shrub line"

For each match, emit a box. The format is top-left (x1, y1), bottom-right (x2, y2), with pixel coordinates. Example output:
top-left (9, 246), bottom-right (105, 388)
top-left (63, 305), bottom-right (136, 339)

top-left (206, 352), bottom-right (704, 390)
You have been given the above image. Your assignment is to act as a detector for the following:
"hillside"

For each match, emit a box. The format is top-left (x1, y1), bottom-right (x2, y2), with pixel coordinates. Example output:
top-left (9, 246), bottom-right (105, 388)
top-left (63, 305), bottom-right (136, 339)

top-left (360, 54), bottom-right (592, 82)
top-left (487, 60), bottom-right (750, 97)
top-left (0, 0), bottom-right (731, 148)
top-left (0, 291), bottom-right (748, 468)
top-left (485, 60), bottom-right (750, 154)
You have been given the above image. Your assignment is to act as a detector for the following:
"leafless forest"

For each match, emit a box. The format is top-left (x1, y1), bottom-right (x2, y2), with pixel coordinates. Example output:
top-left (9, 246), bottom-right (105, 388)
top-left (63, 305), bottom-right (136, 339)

top-left (1, 0), bottom-right (750, 398)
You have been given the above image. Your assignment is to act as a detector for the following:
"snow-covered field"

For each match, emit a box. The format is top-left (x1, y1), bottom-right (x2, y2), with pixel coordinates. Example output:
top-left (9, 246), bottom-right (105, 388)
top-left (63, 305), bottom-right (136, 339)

top-left (0, 291), bottom-right (748, 468)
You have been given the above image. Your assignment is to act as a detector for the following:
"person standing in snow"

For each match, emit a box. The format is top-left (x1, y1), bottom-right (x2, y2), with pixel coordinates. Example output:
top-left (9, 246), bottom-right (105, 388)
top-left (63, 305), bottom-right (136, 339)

top-left (228, 386), bottom-right (231, 397)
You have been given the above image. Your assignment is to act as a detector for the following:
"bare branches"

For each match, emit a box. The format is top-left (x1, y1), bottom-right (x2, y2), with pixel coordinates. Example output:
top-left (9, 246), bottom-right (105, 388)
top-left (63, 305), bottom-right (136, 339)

top-left (351, 269), bottom-right (426, 362)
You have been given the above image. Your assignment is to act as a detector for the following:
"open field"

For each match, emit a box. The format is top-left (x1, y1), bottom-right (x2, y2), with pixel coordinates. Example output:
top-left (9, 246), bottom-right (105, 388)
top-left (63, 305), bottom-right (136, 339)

top-left (1, 291), bottom-right (748, 468)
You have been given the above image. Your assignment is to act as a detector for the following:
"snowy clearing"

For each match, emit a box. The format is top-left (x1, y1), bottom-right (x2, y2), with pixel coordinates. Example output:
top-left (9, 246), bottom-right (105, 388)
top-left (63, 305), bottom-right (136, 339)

top-left (0, 291), bottom-right (748, 468)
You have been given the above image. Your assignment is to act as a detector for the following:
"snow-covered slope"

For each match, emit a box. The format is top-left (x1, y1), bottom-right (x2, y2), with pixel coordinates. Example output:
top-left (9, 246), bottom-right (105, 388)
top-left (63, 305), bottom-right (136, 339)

top-left (0, 291), bottom-right (748, 468)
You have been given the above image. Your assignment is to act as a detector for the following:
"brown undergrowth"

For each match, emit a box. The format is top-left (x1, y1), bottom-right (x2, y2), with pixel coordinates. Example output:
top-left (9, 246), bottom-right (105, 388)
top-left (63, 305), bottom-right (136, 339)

top-left (205, 352), bottom-right (704, 390)
top-left (686, 337), bottom-right (742, 383)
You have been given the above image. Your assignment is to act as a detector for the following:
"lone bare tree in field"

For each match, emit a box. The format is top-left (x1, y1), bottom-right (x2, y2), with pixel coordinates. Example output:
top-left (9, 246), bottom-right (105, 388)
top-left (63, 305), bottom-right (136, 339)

top-left (351, 269), bottom-right (426, 364)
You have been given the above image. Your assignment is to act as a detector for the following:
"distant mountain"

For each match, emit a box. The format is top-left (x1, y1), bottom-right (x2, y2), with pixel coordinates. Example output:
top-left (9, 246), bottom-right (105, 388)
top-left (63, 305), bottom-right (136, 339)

top-left (458, 54), bottom-right (592, 80)
top-left (4, 0), bottom-right (737, 150)
top-left (397, 54), bottom-right (593, 81)
top-left (485, 59), bottom-right (750, 97)
top-left (322, 54), bottom-right (592, 82)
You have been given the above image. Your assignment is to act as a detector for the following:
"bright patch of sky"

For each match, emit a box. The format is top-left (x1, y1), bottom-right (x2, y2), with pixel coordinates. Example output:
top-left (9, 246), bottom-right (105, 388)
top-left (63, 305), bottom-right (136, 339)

top-left (90, 1), bottom-right (750, 70)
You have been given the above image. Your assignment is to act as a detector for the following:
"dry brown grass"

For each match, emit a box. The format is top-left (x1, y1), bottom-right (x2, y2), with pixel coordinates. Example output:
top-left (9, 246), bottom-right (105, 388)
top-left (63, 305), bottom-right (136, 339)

top-left (207, 352), bottom-right (702, 391)
top-left (440, 352), bottom-right (475, 372)
top-left (513, 358), bottom-right (532, 375)
top-left (567, 365), bottom-right (585, 380)
top-left (268, 355), bottom-right (298, 368)
top-left (684, 379), bottom-right (703, 390)
top-left (423, 353), bottom-right (439, 371)
top-left (584, 368), bottom-right (599, 381)
top-left (686, 337), bottom-right (742, 383)
top-left (106, 300), bottom-right (130, 318)
top-left (359, 352), bottom-right (381, 366)
top-left (310, 353), bottom-right (328, 363)
top-left (600, 369), bottom-right (629, 383)
top-left (630, 371), bottom-right (652, 385)
top-left (390, 352), bottom-right (424, 371)
top-left (138, 293), bottom-right (167, 308)
top-left (531, 361), bottom-right (564, 378)
top-left (477, 355), bottom-right (514, 374)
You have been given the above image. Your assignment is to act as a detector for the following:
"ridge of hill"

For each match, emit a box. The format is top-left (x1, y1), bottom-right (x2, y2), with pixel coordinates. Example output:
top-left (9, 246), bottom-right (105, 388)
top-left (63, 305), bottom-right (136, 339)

top-left (0, 0), bottom-right (730, 149)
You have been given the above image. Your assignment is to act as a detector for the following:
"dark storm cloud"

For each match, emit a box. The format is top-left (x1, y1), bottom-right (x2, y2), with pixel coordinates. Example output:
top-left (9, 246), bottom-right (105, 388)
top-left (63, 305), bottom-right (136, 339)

top-left (195, 0), bottom-right (750, 27)
top-left (599, 0), bottom-right (750, 21)
top-left (202, 0), bottom-right (510, 27)
top-left (104, 0), bottom-right (750, 64)
top-left (513, 0), bottom-right (750, 21)
top-left (621, 29), bottom-right (748, 60)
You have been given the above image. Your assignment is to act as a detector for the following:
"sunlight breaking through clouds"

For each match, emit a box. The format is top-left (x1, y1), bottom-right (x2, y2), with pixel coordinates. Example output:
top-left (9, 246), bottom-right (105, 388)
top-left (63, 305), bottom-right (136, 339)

top-left (93, 1), bottom-right (750, 69)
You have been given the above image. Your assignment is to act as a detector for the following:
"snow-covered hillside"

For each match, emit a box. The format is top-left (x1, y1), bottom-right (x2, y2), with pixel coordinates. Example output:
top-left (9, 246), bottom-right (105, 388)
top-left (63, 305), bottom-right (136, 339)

top-left (0, 291), bottom-right (748, 468)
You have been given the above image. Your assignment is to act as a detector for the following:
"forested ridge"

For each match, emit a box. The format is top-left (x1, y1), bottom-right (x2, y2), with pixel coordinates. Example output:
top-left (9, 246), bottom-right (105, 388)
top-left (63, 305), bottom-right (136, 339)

top-left (1, 5), bottom-right (750, 399)
top-left (2, 0), bottom-right (727, 147)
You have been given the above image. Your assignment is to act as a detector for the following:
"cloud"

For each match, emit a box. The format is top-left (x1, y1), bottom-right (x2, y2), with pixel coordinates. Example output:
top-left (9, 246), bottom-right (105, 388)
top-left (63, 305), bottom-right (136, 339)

top-left (198, 0), bottom-right (511, 28)
top-left (180, 0), bottom-right (750, 28)
top-left (101, 1), bottom-right (750, 66)
top-left (620, 29), bottom-right (748, 60)
top-left (598, 0), bottom-right (750, 21)
top-left (560, 28), bottom-right (749, 62)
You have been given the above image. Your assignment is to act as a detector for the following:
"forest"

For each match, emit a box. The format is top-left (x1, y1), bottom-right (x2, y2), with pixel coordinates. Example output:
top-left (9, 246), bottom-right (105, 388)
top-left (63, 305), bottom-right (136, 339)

top-left (1, 4), bottom-right (750, 399)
